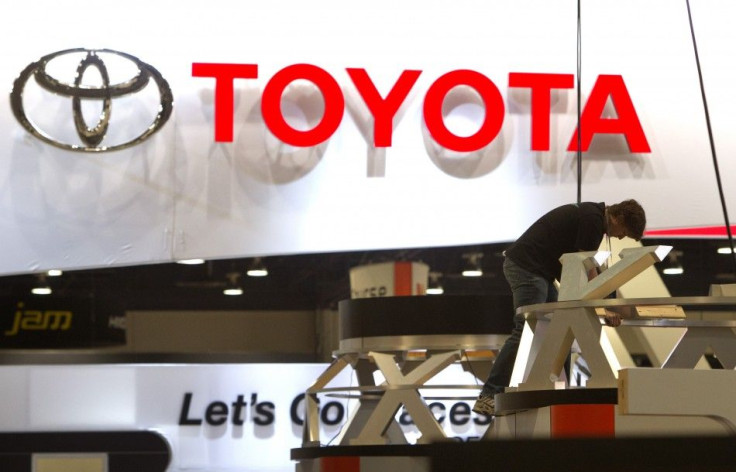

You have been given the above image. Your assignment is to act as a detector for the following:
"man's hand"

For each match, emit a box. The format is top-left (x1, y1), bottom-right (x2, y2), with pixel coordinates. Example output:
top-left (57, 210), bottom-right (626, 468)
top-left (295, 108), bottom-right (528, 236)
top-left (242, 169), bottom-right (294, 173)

top-left (603, 312), bottom-right (622, 327)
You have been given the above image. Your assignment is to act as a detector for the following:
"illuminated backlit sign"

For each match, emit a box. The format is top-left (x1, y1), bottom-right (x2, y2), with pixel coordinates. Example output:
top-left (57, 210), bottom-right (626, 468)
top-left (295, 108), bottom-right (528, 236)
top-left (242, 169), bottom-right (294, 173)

top-left (0, 363), bottom-right (492, 470)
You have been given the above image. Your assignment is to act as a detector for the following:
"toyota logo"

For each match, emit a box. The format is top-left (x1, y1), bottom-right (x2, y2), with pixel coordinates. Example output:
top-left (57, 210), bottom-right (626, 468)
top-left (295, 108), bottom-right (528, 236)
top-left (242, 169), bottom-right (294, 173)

top-left (10, 48), bottom-right (173, 152)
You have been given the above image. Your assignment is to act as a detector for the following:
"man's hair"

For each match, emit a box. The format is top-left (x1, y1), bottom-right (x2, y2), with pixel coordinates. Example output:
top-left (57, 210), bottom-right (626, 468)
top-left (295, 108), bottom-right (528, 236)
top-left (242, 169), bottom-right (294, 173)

top-left (608, 199), bottom-right (646, 241)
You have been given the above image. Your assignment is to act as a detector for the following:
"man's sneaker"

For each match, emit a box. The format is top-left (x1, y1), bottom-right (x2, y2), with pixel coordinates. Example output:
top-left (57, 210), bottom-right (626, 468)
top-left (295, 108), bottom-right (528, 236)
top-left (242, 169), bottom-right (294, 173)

top-left (472, 393), bottom-right (495, 416)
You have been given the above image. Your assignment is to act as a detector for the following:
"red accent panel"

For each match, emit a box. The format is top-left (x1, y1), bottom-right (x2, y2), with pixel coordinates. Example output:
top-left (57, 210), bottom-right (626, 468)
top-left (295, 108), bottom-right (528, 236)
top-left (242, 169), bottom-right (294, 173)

top-left (550, 404), bottom-right (615, 438)
top-left (321, 456), bottom-right (360, 472)
top-left (645, 225), bottom-right (736, 238)
top-left (394, 261), bottom-right (413, 296)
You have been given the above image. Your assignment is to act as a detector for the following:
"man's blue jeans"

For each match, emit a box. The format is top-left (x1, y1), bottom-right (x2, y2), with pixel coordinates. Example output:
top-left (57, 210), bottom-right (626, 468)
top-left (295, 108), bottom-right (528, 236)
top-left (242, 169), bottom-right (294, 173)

top-left (481, 257), bottom-right (558, 395)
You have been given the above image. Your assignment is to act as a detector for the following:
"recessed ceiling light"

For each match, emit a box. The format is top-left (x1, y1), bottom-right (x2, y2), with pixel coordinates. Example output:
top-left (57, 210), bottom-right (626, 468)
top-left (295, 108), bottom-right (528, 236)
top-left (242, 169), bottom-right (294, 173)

top-left (247, 257), bottom-right (268, 277)
top-left (177, 259), bottom-right (205, 265)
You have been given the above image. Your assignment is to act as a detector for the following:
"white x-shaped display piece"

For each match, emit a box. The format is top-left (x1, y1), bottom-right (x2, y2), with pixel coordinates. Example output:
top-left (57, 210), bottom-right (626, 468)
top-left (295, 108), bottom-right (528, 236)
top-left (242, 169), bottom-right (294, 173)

top-left (350, 350), bottom-right (460, 445)
top-left (302, 355), bottom-right (353, 446)
top-left (662, 327), bottom-right (736, 369)
top-left (514, 246), bottom-right (671, 391)
top-left (517, 306), bottom-right (621, 390)
top-left (558, 245), bottom-right (671, 301)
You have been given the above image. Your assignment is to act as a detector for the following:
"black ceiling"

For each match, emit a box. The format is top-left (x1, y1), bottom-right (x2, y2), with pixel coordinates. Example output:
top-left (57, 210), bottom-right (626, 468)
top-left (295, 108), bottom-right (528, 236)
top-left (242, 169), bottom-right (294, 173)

top-left (0, 238), bottom-right (734, 313)
top-left (0, 243), bottom-right (510, 312)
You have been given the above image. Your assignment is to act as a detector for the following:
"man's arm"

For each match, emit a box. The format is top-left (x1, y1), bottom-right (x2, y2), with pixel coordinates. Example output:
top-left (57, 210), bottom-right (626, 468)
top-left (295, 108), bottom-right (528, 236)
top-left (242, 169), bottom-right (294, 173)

top-left (581, 250), bottom-right (622, 327)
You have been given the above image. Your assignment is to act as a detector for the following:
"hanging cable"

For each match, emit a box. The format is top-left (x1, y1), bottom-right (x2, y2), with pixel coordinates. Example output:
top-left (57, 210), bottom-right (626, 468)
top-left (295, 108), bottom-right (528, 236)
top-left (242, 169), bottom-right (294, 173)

top-left (685, 0), bottom-right (736, 275)
top-left (576, 0), bottom-right (583, 204)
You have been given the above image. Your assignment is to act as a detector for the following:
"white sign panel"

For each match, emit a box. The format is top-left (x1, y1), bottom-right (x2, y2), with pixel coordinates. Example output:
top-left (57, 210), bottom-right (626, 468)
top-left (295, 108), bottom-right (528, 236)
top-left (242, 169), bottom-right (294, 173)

top-left (0, 0), bottom-right (734, 275)
top-left (0, 363), bottom-right (490, 471)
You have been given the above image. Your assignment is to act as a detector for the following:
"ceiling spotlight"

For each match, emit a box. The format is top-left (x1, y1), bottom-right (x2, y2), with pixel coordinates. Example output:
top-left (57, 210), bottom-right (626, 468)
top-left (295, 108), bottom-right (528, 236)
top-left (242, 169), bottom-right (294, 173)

top-left (663, 251), bottom-right (684, 276)
top-left (31, 274), bottom-right (52, 295)
top-left (177, 258), bottom-right (206, 265)
top-left (247, 257), bottom-right (268, 277)
top-left (717, 247), bottom-right (735, 255)
top-left (46, 269), bottom-right (63, 277)
top-left (427, 272), bottom-right (444, 295)
top-left (461, 253), bottom-right (483, 277)
top-left (223, 272), bottom-right (243, 296)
